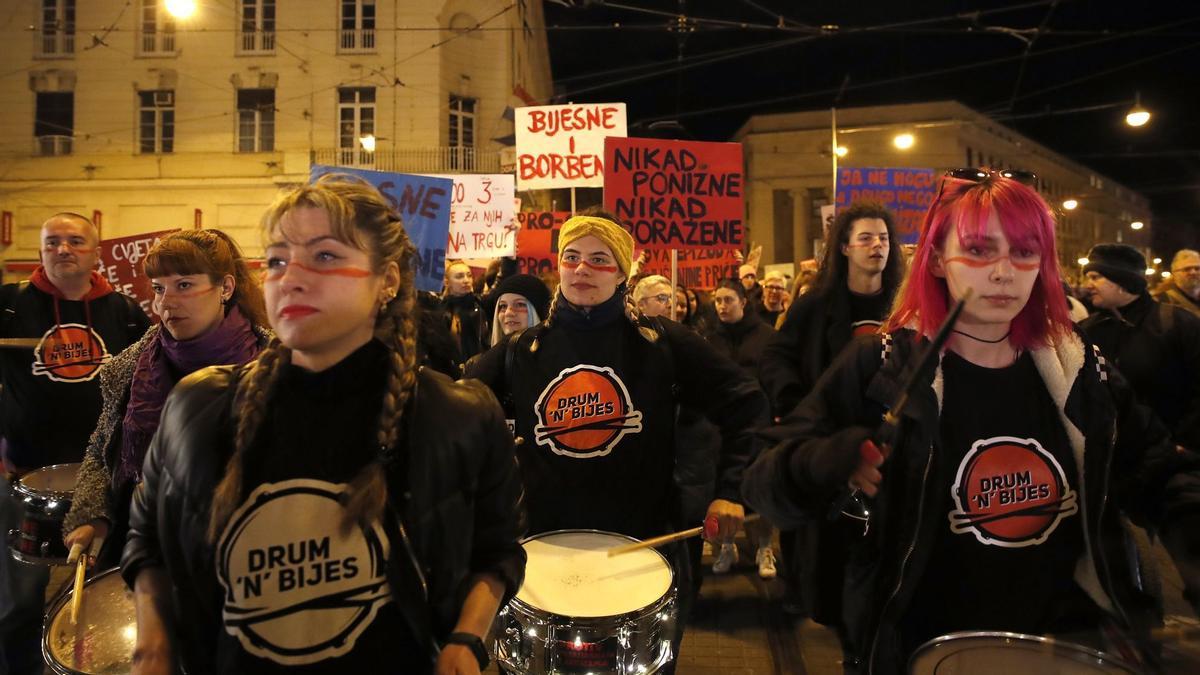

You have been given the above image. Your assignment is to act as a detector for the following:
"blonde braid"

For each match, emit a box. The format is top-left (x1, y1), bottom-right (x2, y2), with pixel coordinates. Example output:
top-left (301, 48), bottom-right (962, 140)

top-left (207, 341), bottom-right (291, 542)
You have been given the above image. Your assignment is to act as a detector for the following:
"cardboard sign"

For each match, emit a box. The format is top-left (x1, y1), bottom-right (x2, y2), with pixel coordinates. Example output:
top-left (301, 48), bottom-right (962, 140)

top-left (514, 210), bottom-right (570, 277)
top-left (426, 174), bottom-right (516, 259)
top-left (310, 165), bottom-right (453, 292)
top-left (515, 103), bottom-right (627, 190)
top-left (604, 138), bottom-right (745, 251)
top-left (638, 249), bottom-right (740, 291)
top-left (835, 167), bottom-right (937, 243)
top-left (96, 229), bottom-right (180, 317)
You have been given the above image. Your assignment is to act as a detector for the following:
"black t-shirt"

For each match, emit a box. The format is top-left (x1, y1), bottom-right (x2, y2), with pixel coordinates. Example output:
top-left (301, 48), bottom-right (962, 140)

top-left (903, 350), bottom-right (1090, 653)
top-left (215, 341), bottom-right (423, 674)
top-left (848, 289), bottom-right (890, 338)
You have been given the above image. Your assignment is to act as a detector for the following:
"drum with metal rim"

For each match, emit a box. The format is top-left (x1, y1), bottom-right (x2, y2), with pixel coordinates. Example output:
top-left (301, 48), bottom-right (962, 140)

top-left (43, 567), bottom-right (136, 675)
top-left (9, 463), bottom-right (80, 565)
top-left (494, 529), bottom-right (677, 674)
top-left (909, 631), bottom-right (1138, 674)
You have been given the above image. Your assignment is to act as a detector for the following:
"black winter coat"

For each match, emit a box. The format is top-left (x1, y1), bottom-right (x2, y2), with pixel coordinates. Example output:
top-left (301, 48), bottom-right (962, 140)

top-left (705, 314), bottom-right (774, 379)
top-left (121, 364), bottom-right (526, 673)
top-left (743, 328), bottom-right (1200, 673)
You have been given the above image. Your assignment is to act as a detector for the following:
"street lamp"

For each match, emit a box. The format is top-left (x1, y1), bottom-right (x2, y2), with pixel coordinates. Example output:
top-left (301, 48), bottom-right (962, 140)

top-left (834, 145), bottom-right (848, 158)
top-left (165, 0), bottom-right (197, 19)
top-left (893, 133), bottom-right (915, 150)
top-left (1077, 257), bottom-right (1089, 266)
top-left (1130, 221), bottom-right (1144, 230)
top-left (1125, 92), bottom-right (1151, 127)
top-left (359, 134), bottom-right (377, 152)
top-left (1063, 199), bottom-right (1079, 211)
top-left (1153, 257), bottom-right (1163, 265)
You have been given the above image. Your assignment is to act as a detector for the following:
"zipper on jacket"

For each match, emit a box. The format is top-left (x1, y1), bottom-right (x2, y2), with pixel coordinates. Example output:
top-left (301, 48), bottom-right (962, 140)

top-left (1094, 420), bottom-right (1131, 628)
top-left (396, 518), bottom-right (429, 601)
top-left (869, 440), bottom-right (935, 673)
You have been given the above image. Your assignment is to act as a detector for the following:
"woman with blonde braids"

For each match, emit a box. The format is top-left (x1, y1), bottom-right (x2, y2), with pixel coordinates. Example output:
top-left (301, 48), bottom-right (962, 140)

top-left (122, 175), bottom-right (526, 675)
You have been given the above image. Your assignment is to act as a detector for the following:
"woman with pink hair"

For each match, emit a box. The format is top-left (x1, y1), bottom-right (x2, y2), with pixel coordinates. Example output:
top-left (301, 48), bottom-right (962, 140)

top-left (743, 169), bottom-right (1200, 673)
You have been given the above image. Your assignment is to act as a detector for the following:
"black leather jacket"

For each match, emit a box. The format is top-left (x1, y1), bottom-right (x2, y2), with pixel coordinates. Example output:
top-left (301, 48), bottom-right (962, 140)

top-left (122, 364), bottom-right (527, 673)
top-left (744, 328), bottom-right (1200, 673)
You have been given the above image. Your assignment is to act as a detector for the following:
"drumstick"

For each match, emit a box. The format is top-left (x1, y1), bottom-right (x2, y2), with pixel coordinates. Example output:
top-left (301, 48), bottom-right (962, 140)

top-left (70, 551), bottom-right (86, 623)
top-left (0, 338), bottom-right (40, 349)
top-left (607, 514), bottom-right (761, 557)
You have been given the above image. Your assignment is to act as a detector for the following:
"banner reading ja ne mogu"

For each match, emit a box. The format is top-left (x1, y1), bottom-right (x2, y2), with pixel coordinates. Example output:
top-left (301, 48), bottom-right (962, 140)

top-left (515, 103), bottom-right (627, 190)
top-left (514, 211), bottom-right (571, 277)
top-left (638, 249), bottom-right (740, 291)
top-left (835, 167), bottom-right (937, 243)
top-left (97, 229), bottom-right (181, 317)
top-left (310, 165), bottom-right (453, 292)
top-left (425, 174), bottom-right (515, 259)
top-left (604, 137), bottom-right (745, 251)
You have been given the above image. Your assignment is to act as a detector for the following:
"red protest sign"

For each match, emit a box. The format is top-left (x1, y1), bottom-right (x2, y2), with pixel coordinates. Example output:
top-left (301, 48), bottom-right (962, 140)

top-left (638, 249), bottom-right (740, 291)
top-left (604, 138), bottom-right (745, 251)
top-left (515, 211), bottom-right (571, 277)
top-left (96, 229), bottom-right (180, 318)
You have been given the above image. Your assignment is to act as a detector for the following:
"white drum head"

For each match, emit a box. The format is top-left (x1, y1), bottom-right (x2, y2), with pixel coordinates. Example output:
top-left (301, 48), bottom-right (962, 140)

top-left (517, 531), bottom-right (673, 618)
top-left (21, 463), bottom-right (80, 493)
top-left (909, 632), bottom-right (1137, 674)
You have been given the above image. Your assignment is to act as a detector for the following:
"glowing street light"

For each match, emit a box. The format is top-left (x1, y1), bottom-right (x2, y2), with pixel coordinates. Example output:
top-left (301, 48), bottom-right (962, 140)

top-left (1077, 257), bottom-right (1090, 266)
top-left (834, 145), bottom-right (848, 158)
top-left (1163, 271), bottom-right (1172, 279)
top-left (1153, 257), bottom-right (1163, 265)
top-left (1130, 221), bottom-right (1144, 230)
top-left (165, 0), bottom-right (197, 19)
top-left (1145, 268), bottom-right (1156, 275)
top-left (1125, 92), bottom-right (1151, 127)
top-left (358, 134), bottom-right (377, 152)
top-left (1062, 199), bottom-right (1079, 210)
top-left (893, 133), bottom-right (915, 150)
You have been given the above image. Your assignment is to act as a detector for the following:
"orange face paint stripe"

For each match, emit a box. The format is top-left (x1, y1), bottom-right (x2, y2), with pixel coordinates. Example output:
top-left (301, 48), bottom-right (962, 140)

top-left (943, 255), bottom-right (1040, 271)
top-left (560, 260), bottom-right (619, 274)
top-left (263, 261), bottom-right (373, 281)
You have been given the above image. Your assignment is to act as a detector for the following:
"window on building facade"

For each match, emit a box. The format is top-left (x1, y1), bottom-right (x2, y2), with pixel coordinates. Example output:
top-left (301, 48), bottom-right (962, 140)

top-left (38, 0), bottom-right (75, 57)
top-left (339, 0), bottom-right (376, 52)
top-left (448, 95), bottom-right (475, 170)
top-left (239, 0), bottom-right (276, 53)
top-left (237, 89), bottom-right (275, 153)
top-left (338, 87), bottom-right (375, 165)
top-left (139, 90), bottom-right (175, 154)
top-left (140, 0), bottom-right (177, 54)
top-left (35, 92), bottom-right (73, 156)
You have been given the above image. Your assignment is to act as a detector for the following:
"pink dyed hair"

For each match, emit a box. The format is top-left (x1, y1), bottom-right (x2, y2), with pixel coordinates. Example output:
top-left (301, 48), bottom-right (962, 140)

top-left (886, 174), bottom-right (1073, 350)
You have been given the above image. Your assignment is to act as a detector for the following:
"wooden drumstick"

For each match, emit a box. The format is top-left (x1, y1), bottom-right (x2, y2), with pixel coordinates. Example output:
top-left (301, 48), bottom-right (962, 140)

top-left (70, 545), bottom-right (86, 624)
top-left (607, 514), bottom-right (761, 557)
top-left (0, 338), bottom-right (40, 349)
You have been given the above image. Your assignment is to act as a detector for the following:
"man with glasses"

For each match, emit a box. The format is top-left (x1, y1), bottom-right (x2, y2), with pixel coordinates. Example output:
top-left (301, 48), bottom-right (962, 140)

top-left (0, 213), bottom-right (148, 675)
top-left (632, 274), bottom-right (675, 319)
top-left (1154, 249), bottom-right (1200, 318)
top-left (760, 271), bottom-right (790, 327)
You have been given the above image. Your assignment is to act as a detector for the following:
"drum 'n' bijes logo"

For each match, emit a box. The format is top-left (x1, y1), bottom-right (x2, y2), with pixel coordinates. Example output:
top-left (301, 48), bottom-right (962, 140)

top-left (533, 364), bottom-right (643, 459)
top-left (31, 323), bottom-right (110, 382)
top-left (948, 436), bottom-right (1078, 547)
top-left (216, 479), bottom-right (390, 665)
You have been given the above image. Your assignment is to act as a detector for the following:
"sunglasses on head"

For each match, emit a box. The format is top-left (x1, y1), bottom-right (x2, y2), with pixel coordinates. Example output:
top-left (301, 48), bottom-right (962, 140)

top-left (934, 167), bottom-right (1039, 204)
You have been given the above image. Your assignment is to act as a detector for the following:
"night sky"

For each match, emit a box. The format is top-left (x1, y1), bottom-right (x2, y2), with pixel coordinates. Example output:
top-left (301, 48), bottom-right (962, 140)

top-left (541, 1), bottom-right (1200, 254)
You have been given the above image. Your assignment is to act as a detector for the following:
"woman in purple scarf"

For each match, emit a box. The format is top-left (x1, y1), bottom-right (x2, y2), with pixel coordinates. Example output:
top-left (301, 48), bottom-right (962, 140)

top-left (63, 229), bottom-right (269, 567)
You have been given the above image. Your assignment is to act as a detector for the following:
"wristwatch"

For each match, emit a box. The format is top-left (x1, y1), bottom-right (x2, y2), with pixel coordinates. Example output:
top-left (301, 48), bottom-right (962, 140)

top-left (445, 632), bottom-right (489, 670)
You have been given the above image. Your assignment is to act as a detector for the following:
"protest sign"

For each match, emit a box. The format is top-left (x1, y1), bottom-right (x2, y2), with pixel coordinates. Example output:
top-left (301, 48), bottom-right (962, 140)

top-left (638, 249), bottom-right (740, 291)
top-left (604, 138), bottom-right (745, 251)
top-left (515, 103), bottom-right (627, 190)
top-left (426, 174), bottom-right (516, 259)
top-left (514, 210), bottom-right (570, 277)
top-left (97, 229), bottom-right (180, 317)
top-left (310, 165), bottom-right (453, 292)
top-left (834, 167), bottom-right (936, 243)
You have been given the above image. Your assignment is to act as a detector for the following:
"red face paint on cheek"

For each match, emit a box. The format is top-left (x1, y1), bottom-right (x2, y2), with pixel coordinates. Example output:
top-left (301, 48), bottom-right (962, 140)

top-left (263, 261), bottom-right (373, 281)
top-left (560, 259), bottom-right (618, 273)
top-left (944, 255), bottom-right (1040, 271)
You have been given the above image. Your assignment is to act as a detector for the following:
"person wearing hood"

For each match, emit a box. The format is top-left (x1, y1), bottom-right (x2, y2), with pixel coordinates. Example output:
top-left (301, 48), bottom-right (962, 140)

top-left (1080, 244), bottom-right (1200, 455)
top-left (62, 230), bottom-right (272, 570)
top-left (441, 259), bottom-right (486, 368)
top-left (0, 212), bottom-right (149, 675)
top-left (482, 273), bottom-right (550, 344)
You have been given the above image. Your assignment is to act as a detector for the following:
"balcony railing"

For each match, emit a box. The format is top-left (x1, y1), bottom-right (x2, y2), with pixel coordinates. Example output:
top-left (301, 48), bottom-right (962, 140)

top-left (238, 29), bottom-right (275, 53)
top-left (339, 28), bottom-right (375, 52)
top-left (37, 30), bottom-right (75, 57)
top-left (313, 147), bottom-right (500, 174)
top-left (141, 31), bottom-right (176, 55)
top-left (35, 135), bottom-right (73, 156)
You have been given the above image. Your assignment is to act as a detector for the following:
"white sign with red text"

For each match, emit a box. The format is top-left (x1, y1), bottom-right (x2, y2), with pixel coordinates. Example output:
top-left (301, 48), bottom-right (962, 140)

top-left (426, 174), bottom-right (516, 258)
top-left (515, 103), bottom-right (627, 190)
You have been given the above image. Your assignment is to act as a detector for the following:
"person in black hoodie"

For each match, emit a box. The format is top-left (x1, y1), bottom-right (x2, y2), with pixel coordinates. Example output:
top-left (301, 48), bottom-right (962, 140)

top-left (0, 212), bottom-right (148, 675)
top-left (441, 259), bottom-right (486, 369)
top-left (465, 214), bottom-right (768, 663)
top-left (122, 175), bottom-right (525, 675)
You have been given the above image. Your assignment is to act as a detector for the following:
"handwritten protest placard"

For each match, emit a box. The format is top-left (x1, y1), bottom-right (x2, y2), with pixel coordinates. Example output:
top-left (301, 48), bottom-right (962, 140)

top-left (638, 249), bottom-right (740, 291)
top-left (835, 167), bottom-right (937, 243)
top-left (97, 229), bottom-right (180, 317)
top-left (515, 103), bottom-right (627, 190)
top-left (514, 211), bottom-right (570, 277)
top-left (310, 165), bottom-right (453, 292)
top-left (425, 174), bottom-right (515, 259)
top-left (604, 138), bottom-right (745, 251)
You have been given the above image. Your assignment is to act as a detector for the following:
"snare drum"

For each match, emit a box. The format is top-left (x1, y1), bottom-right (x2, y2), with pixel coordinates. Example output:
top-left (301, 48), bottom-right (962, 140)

top-left (9, 463), bottom-right (80, 565)
top-left (909, 631), bottom-right (1138, 674)
top-left (494, 530), bottom-right (676, 674)
top-left (43, 568), bottom-right (136, 675)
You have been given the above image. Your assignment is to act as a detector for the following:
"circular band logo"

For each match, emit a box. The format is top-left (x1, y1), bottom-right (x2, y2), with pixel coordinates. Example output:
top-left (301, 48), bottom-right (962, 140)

top-left (949, 436), bottom-right (1078, 548)
top-left (31, 324), bottom-right (110, 382)
top-left (533, 364), bottom-right (644, 459)
top-left (217, 479), bottom-right (390, 665)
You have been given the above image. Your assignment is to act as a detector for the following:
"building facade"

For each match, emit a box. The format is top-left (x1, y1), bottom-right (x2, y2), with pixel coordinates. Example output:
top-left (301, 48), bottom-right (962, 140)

top-left (0, 0), bottom-right (552, 275)
top-left (733, 101), bottom-right (1152, 275)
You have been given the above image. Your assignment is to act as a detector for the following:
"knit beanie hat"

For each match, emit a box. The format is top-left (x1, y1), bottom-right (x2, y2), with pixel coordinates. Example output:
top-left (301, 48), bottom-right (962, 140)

top-left (483, 273), bottom-right (552, 320)
top-left (1084, 244), bottom-right (1147, 294)
top-left (558, 215), bottom-right (634, 278)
